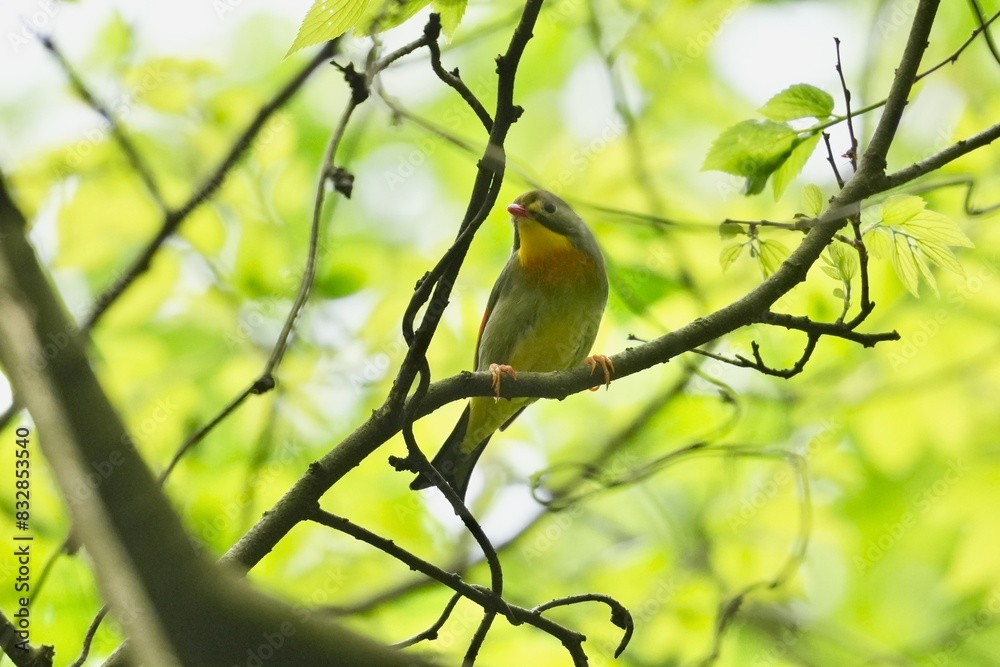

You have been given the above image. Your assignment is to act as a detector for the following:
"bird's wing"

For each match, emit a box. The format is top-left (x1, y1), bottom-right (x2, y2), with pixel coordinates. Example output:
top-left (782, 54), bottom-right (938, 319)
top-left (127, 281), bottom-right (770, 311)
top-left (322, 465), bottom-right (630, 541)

top-left (474, 256), bottom-right (533, 371)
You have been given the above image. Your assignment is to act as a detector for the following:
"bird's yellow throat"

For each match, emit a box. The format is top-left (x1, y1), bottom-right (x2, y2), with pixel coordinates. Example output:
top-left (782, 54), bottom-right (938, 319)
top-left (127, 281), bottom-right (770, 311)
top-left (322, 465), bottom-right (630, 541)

top-left (516, 218), bottom-right (575, 267)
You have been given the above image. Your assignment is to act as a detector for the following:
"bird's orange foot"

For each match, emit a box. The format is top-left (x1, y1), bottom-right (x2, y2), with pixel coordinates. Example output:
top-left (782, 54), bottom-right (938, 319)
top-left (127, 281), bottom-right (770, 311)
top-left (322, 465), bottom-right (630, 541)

top-left (584, 355), bottom-right (615, 391)
top-left (488, 363), bottom-right (518, 400)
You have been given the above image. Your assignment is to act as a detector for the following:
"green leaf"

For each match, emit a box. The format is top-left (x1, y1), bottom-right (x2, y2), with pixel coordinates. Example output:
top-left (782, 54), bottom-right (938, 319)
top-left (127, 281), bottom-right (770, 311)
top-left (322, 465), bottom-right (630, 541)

top-left (719, 221), bottom-right (743, 239)
top-left (802, 184), bottom-right (824, 217)
top-left (919, 240), bottom-right (965, 277)
top-left (757, 239), bottom-right (790, 277)
top-left (702, 120), bottom-right (799, 196)
top-left (759, 84), bottom-right (835, 121)
top-left (822, 265), bottom-right (842, 280)
top-left (772, 133), bottom-right (821, 200)
top-left (90, 10), bottom-right (134, 64)
top-left (720, 242), bottom-right (745, 271)
top-left (825, 240), bottom-right (858, 281)
top-left (356, 0), bottom-right (434, 37)
top-left (315, 262), bottom-right (367, 299)
top-left (881, 195), bottom-right (927, 226)
top-left (889, 233), bottom-right (922, 297)
top-left (901, 211), bottom-right (975, 248)
top-left (286, 0), bottom-right (370, 57)
top-left (866, 195), bottom-right (974, 295)
top-left (864, 226), bottom-right (892, 260)
top-left (431, 0), bottom-right (468, 36)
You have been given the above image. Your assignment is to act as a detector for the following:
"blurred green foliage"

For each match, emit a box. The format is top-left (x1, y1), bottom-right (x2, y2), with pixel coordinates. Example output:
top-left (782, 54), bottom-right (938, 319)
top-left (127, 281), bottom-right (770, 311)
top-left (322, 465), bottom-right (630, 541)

top-left (2, 0), bottom-right (1000, 665)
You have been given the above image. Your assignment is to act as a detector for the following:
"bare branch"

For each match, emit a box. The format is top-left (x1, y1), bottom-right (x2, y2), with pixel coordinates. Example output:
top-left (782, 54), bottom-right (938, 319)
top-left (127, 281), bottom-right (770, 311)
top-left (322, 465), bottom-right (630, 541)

top-left (858, 0), bottom-right (941, 177)
top-left (82, 41), bottom-right (340, 333)
top-left (40, 35), bottom-right (166, 211)
top-left (833, 37), bottom-right (859, 172)
top-left (424, 15), bottom-right (494, 131)
top-left (0, 609), bottom-right (54, 667)
top-left (881, 120), bottom-right (1000, 191)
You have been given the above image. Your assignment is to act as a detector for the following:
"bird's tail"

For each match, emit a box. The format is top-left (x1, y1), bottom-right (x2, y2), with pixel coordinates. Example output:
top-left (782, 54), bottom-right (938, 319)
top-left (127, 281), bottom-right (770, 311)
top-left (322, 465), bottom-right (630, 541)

top-left (410, 404), bottom-right (491, 500)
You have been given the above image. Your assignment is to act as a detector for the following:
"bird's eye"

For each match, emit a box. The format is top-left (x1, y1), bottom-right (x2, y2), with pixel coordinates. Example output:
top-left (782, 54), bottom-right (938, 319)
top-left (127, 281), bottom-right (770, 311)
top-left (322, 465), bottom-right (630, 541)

top-left (543, 202), bottom-right (556, 214)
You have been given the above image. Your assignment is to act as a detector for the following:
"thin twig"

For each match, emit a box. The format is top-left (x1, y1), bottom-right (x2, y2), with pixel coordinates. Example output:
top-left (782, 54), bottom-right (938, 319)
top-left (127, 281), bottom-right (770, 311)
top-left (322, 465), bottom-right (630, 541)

top-left (756, 311), bottom-right (898, 347)
top-left (833, 38), bottom-right (859, 172)
top-left (425, 16), bottom-right (493, 131)
top-left (822, 132), bottom-right (846, 188)
top-left (67, 605), bottom-right (110, 667)
top-left (533, 593), bottom-right (634, 658)
top-left (844, 222), bottom-right (874, 329)
top-left (392, 592), bottom-right (463, 648)
top-left (82, 41), bottom-right (340, 333)
top-left (966, 0), bottom-right (1000, 67)
top-left (308, 508), bottom-right (591, 664)
top-left (40, 35), bottom-right (166, 210)
top-left (157, 384), bottom-right (258, 483)
top-left (811, 8), bottom-right (999, 136)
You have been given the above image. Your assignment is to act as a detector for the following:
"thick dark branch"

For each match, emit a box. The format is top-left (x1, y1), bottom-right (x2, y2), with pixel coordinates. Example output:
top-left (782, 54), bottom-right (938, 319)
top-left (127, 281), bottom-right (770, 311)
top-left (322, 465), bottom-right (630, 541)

top-left (858, 0), bottom-right (940, 177)
top-left (757, 311), bottom-right (899, 347)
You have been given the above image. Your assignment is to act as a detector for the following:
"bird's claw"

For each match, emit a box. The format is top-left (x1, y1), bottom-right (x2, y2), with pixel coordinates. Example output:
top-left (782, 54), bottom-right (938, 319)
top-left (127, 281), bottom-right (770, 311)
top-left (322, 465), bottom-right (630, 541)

top-left (585, 354), bottom-right (615, 391)
top-left (488, 363), bottom-right (517, 401)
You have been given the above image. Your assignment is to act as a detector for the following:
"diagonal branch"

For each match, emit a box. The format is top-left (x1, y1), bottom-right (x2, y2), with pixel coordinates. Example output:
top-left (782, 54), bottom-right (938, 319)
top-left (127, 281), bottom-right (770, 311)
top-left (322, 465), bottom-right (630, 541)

top-left (41, 35), bottom-right (166, 211)
top-left (222, 0), bottom-right (948, 578)
top-left (857, 0), bottom-right (941, 178)
top-left (881, 120), bottom-right (1000, 191)
top-left (82, 40), bottom-right (340, 333)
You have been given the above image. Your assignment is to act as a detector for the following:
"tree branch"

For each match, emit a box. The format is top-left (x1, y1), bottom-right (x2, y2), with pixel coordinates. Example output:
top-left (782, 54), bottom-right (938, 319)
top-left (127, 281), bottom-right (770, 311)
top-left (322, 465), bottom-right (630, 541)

top-left (1, 171), bottom-right (426, 667)
top-left (881, 120), bottom-right (1000, 191)
top-left (82, 40), bottom-right (340, 333)
top-left (222, 0), bottom-right (948, 579)
top-left (40, 35), bottom-right (166, 211)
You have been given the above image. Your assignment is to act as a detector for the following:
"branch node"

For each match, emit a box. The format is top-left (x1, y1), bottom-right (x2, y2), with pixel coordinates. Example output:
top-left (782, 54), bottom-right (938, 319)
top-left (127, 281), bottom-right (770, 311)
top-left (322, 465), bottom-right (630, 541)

top-left (251, 375), bottom-right (276, 394)
top-left (327, 166), bottom-right (355, 198)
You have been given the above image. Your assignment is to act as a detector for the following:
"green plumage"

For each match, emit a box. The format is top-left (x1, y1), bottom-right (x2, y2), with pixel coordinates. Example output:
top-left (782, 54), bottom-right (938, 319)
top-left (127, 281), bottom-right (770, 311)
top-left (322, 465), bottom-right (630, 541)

top-left (411, 190), bottom-right (608, 499)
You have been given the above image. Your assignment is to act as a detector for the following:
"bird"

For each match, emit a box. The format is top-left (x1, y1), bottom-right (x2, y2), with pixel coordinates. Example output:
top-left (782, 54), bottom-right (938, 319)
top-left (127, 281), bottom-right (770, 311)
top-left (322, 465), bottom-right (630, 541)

top-left (410, 189), bottom-right (613, 500)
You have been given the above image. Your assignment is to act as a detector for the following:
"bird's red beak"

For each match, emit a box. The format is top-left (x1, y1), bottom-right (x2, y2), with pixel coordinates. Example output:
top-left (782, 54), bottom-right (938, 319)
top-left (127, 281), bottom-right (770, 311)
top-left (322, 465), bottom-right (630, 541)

top-left (507, 203), bottom-right (529, 219)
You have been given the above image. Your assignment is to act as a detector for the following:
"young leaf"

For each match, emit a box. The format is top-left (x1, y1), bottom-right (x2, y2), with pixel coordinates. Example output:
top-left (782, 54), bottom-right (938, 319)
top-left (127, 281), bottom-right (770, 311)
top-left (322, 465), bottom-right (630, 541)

top-left (432, 0), bottom-right (468, 36)
top-left (702, 120), bottom-right (799, 196)
top-left (880, 195), bottom-right (926, 226)
top-left (356, 0), bottom-right (434, 36)
top-left (826, 240), bottom-right (858, 281)
top-left (287, 0), bottom-right (370, 56)
top-left (864, 195), bottom-right (973, 295)
top-left (864, 226), bottom-right (892, 260)
top-left (802, 184), bottom-right (823, 217)
top-left (889, 233), bottom-right (922, 297)
top-left (720, 242), bottom-right (745, 270)
top-left (757, 239), bottom-right (790, 277)
top-left (759, 84), bottom-right (835, 121)
top-left (719, 221), bottom-right (743, 239)
top-left (772, 133), bottom-right (821, 200)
